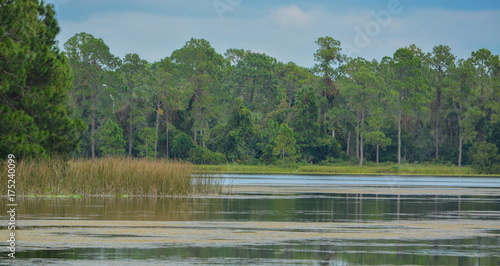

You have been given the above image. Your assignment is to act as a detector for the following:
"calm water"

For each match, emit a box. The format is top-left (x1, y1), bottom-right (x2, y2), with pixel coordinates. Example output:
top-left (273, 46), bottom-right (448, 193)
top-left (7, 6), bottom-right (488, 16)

top-left (221, 174), bottom-right (500, 187)
top-left (1, 174), bottom-right (499, 265)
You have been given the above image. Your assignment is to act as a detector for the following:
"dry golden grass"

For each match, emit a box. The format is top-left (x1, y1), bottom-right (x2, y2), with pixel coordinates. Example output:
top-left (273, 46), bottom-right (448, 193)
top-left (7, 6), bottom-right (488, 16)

top-left (1, 157), bottom-right (222, 196)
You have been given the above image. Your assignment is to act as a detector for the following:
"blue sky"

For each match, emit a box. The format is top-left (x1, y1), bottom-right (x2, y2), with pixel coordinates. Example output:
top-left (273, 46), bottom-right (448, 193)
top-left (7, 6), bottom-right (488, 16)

top-left (49, 0), bottom-right (500, 68)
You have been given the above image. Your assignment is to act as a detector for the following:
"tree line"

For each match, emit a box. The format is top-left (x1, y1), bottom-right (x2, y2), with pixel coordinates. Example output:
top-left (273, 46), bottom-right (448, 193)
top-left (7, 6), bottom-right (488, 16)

top-left (1, 1), bottom-right (499, 173)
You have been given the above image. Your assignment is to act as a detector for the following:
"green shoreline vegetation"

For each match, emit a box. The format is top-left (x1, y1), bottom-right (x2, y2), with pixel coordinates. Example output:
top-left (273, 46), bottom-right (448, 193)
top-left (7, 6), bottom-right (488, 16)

top-left (194, 163), bottom-right (480, 176)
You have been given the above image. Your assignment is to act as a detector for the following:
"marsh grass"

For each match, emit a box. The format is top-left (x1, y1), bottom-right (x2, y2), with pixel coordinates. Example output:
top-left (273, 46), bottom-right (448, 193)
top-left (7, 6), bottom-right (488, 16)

top-left (195, 163), bottom-right (480, 176)
top-left (1, 157), bottom-right (222, 196)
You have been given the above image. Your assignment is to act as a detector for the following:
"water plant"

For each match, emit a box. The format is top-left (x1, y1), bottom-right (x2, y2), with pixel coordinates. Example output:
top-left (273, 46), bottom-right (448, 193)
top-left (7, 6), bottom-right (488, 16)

top-left (1, 157), bottom-right (222, 197)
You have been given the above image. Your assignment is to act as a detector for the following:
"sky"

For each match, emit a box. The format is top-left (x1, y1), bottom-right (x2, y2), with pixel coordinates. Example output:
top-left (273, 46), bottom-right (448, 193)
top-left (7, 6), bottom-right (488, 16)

top-left (49, 0), bottom-right (500, 68)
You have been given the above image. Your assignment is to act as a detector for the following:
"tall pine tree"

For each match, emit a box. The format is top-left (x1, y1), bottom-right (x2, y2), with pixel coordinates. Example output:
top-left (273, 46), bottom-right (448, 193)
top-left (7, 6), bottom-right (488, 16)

top-left (0, 0), bottom-right (84, 160)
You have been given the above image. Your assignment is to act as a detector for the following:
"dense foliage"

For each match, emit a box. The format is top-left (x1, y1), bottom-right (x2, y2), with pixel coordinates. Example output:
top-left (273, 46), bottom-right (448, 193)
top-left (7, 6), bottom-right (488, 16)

top-left (2, 2), bottom-right (499, 174)
top-left (0, 0), bottom-right (84, 160)
top-left (61, 32), bottom-right (499, 173)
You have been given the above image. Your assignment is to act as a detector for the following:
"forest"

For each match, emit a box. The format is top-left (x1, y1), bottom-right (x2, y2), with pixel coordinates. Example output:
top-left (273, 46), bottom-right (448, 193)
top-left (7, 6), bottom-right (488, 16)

top-left (1, 1), bottom-right (500, 174)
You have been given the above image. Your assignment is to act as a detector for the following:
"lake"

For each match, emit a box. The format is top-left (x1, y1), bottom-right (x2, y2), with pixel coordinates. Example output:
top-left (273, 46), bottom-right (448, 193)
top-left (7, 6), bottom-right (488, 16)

top-left (1, 174), bottom-right (499, 265)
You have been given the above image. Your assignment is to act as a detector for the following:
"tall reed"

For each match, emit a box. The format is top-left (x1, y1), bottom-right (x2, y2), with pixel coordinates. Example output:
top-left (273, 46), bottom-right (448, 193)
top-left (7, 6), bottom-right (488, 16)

top-left (1, 157), bottom-right (222, 196)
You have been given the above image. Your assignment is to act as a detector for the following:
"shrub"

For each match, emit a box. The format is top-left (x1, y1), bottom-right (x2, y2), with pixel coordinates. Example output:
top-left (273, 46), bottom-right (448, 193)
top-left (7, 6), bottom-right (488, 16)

top-left (189, 146), bottom-right (227, 165)
top-left (171, 132), bottom-right (195, 159)
top-left (468, 141), bottom-right (500, 174)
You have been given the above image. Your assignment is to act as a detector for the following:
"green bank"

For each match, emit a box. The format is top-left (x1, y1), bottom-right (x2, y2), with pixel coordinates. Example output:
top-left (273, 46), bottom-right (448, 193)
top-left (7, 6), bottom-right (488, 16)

top-left (194, 163), bottom-right (487, 176)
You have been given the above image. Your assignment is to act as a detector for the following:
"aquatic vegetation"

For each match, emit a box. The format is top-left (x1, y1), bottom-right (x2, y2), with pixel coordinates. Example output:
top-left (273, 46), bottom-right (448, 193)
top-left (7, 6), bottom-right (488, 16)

top-left (1, 157), bottom-right (222, 196)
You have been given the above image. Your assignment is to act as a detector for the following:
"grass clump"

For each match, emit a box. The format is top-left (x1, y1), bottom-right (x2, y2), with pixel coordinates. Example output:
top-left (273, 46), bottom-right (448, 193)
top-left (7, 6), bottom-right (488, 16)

top-left (1, 157), bottom-right (222, 197)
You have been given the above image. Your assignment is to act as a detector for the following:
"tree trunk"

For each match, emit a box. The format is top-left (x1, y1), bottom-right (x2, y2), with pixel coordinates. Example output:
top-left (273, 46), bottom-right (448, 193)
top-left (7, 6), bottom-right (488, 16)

top-left (359, 106), bottom-right (365, 167)
top-left (194, 107), bottom-right (201, 145)
top-left (435, 87), bottom-right (440, 159)
top-left (129, 86), bottom-right (134, 156)
top-left (91, 99), bottom-right (96, 160)
top-left (359, 134), bottom-right (364, 167)
top-left (458, 127), bottom-right (463, 168)
top-left (478, 77), bottom-right (484, 142)
top-left (166, 110), bottom-right (169, 158)
top-left (129, 123), bottom-right (133, 156)
top-left (249, 86), bottom-right (254, 104)
top-left (154, 97), bottom-right (160, 159)
top-left (449, 121), bottom-right (453, 146)
top-left (282, 149), bottom-right (285, 167)
top-left (458, 103), bottom-right (463, 168)
top-left (324, 111), bottom-right (327, 134)
top-left (398, 89), bottom-right (402, 166)
top-left (435, 69), bottom-right (443, 160)
top-left (356, 110), bottom-right (360, 160)
top-left (202, 128), bottom-right (205, 148)
top-left (347, 131), bottom-right (351, 156)
top-left (376, 144), bottom-right (379, 166)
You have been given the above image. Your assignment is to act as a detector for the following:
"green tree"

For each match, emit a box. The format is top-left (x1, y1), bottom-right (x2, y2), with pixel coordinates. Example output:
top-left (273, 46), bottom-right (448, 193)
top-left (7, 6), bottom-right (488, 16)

top-left (470, 49), bottom-right (500, 142)
top-left (223, 98), bottom-right (256, 162)
top-left (363, 131), bottom-right (391, 166)
top-left (230, 51), bottom-right (279, 114)
top-left (273, 123), bottom-right (298, 167)
top-left (150, 58), bottom-right (182, 159)
top-left (430, 45), bottom-right (455, 159)
top-left (292, 87), bottom-right (320, 161)
top-left (138, 127), bottom-right (157, 158)
top-left (313, 37), bottom-right (344, 129)
top-left (64, 32), bottom-right (120, 159)
top-left (340, 58), bottom-right (384, 166)
top-left (98, 119), bottom-right (125, 156)
top-left (0, 0), bottom-right (84, 160)
top-left (120, 53), bottom-right (150, 156)
top-left (391, 48), bottom-right (423, 165)
top-left (450, 59), bottom-right (480, 167)
top-left (258, 119), bottom-right (279, 164)
top-left (278, 62), bottom-right (315, 109)
top-left (171, 38), bottom-right (225, 145)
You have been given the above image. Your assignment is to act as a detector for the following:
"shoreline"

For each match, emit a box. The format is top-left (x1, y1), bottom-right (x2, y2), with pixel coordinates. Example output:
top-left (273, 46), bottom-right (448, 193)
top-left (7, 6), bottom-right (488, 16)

top-left (4, 183), bottom-right (500, 197)
top-left (194, 164), bottom-right (499, 177)
top-left (227, 184), bottom-right (500, 196)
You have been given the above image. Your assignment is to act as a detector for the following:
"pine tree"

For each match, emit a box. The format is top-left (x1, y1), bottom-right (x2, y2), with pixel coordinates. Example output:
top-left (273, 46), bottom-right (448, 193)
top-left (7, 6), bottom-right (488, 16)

top-left (64, 32), bottom-right (120, 159)
top-left (0, 0), bottom-right (84, 160)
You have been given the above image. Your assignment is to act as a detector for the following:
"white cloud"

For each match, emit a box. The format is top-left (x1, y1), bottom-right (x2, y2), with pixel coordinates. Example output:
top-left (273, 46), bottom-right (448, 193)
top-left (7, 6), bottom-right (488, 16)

top-left (273, 5), bottom-right (312, 28)
top-left (56, 4), bottom-right (500, 68)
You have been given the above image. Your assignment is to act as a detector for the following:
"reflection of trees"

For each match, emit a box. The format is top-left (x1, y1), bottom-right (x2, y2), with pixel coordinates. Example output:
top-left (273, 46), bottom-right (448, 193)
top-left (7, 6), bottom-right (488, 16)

top-left (7, 193), bottom-right (497, 265)
top-left (11, 193), bottom-right (475, 223)
top-left (397, 194), bottom-right (400, 221)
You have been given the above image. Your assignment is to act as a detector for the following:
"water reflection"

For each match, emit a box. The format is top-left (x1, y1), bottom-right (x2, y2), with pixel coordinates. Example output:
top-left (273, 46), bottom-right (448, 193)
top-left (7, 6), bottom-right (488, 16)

top-left (8, 238), bottom-right (500, 266)
top-left (1, 175), bottom-right (500, 265)
top-left (3, 193), bottom-right (498, 222)
top-left (222, 174), bottom-right (500, 187)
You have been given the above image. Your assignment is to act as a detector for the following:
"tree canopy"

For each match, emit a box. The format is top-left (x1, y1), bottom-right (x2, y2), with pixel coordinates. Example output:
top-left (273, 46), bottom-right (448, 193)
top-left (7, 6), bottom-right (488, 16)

top-left (2, 1), bottom-right (500, 173)
top-left (0, 0), bottom-right (84, 160)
